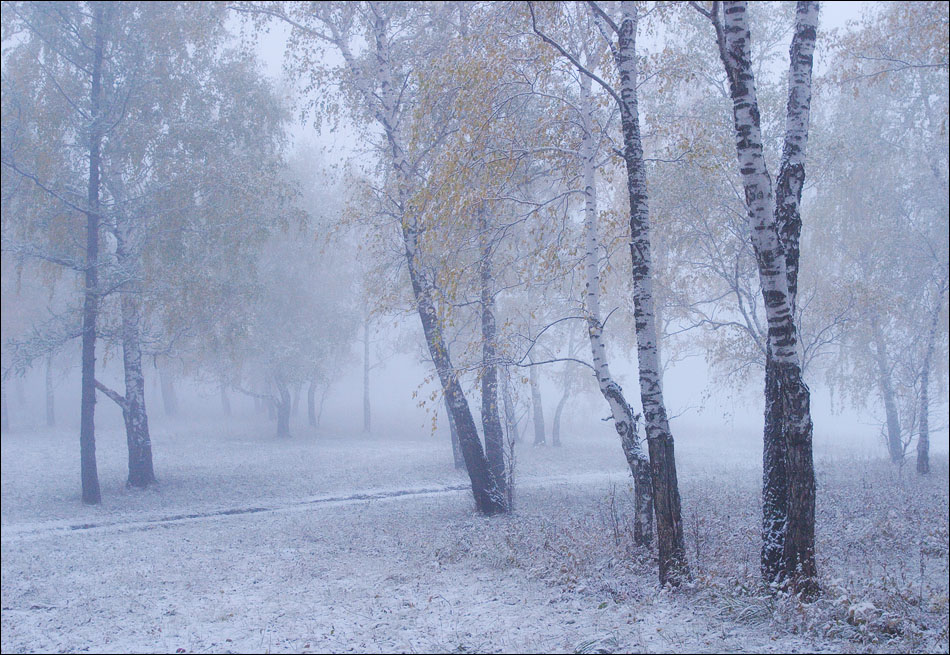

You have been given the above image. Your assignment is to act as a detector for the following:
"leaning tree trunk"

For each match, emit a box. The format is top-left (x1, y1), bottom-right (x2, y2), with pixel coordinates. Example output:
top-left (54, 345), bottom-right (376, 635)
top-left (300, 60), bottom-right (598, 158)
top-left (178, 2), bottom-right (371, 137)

top-left (615, 2), bottom-right (687, 581)
top-left (917, 274), bottom-right (947, 474)
top-left (46, 354), bottom-right (55, 427)
top-left (79, 3), bottom-right (105, 505)
top-left (713, 0), bottom-right (818, 596)
top-left (370, 7), bottom-right (504, 515)
top-left (871, 318), bottom-right (904, 463)
top-left (528, 355), bottom-right (546, 446)
top-left (579, 70), bottom-right (653, 547)
top-left (479, 204), bottom-right (508, 505)
top-left (404, 221), bottom-right (505, 515)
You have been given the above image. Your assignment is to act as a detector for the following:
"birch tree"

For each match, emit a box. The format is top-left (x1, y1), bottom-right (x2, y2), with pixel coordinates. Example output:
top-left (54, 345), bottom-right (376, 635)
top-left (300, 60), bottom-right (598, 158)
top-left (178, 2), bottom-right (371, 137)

top-left (693, 0), bottom-right (819, 595)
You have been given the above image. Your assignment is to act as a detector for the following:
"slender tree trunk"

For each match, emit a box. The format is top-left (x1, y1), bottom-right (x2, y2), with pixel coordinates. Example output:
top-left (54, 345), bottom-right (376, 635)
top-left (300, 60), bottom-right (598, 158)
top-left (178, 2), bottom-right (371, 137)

top-left (502, 370), bottom-right (519, 445)
top-left (615, 2), bottom-right (686, 580)
top-left (529, 355), bottom-right (545, 446)
top-left (307, 376), bottom-right (317, 427)
top-left (79, 3), bottom-right (105, 505)
top-left (292, 383), bottom-right (301, 417)
top-left (916, 274), bottom-right (946, 474)
top-left (551, 331), bottom-right (575, 447)
top-left (317, 382), bottom-right (330, 428)
top-left (445, 392), bottom-right (464, 468)
top-left (46, 355), bottom-right (55, 427)
top-left (112, 210), bottom-right (156, 489)
top-left (479, 204), bottom-right (508, 504)
top-left (712, 0), bottom-right (818, 596)
top-left (363, 313), bottom-right (372, 433)
top-left (871, 318), bottom-right (904, 463)
top-left (579, 70), bottom-right (653, 547)
top-left (371, 7), bottom-right (504, 515)
top-left (159, 365), bottom-right (179, 417)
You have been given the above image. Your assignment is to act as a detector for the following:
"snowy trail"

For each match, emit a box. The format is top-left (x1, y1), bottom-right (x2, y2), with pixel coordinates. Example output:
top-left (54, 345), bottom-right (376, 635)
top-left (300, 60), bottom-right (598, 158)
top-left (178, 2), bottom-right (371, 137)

top-left (0, 471), bottom-right (623, 542)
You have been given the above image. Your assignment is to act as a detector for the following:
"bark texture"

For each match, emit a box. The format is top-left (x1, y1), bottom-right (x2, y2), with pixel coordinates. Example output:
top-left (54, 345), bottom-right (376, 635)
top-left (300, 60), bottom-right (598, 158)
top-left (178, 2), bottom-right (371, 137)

top-left (579, 70), bottom-right (653, 548)
top-left (615, 1), bottom-right (687, 582)
top-left (713, 0), bottom-right (819, 596)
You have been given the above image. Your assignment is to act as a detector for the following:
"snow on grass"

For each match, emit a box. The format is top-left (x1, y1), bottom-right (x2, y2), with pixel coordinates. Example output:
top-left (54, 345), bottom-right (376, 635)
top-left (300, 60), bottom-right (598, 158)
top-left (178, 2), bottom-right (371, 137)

top-left (2, 419), bottom-right (948, 653)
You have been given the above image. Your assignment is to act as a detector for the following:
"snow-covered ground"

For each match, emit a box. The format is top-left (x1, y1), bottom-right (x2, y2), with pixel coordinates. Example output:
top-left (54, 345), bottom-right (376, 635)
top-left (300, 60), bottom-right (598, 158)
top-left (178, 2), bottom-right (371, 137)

top-left (2, 419), bottom-right (948, 653)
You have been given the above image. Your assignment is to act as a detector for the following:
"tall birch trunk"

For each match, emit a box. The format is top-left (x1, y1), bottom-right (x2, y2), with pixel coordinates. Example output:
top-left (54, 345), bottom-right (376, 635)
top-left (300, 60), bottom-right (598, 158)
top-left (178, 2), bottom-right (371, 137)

top-left (479, 205), bottom-right (508, 502)
top-left (615, 1), bottom-right (686, 581)
top-left (159, 365), bottom-right (179, 417)
top-left (79, 2), bottom-right (105, 505)
top-left (370, 8), bottom-right (505, 515)
top-left (713, 0), bottom-right (819, 595)
top-left (45, 355), bottom-right (55, 427)
top-left (579, 71), bottom-right (653, 548)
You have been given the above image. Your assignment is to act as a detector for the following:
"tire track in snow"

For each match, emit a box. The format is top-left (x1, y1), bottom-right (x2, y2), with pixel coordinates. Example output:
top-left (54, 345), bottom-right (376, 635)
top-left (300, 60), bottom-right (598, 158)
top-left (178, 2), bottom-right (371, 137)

top-left (0, 471), bottom-right (623, 542)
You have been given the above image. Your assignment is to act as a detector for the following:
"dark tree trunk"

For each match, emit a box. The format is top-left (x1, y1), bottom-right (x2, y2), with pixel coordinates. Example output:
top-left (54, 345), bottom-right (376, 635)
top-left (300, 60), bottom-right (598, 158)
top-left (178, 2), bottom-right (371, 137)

top-left (709, 0), bottom-right (819, 596)
top-left (46, 355), bottom-right (55, 427)
top-left (363, 314), bottom-right (371, 433)
top-left (79, 3), bottom-right (105, 505)
top-left (479, 205), bottom-right (508, 505)
top-left (403, 221), bottom-right (506, 515)
top-left (529, 356), bottom-right (545, 446)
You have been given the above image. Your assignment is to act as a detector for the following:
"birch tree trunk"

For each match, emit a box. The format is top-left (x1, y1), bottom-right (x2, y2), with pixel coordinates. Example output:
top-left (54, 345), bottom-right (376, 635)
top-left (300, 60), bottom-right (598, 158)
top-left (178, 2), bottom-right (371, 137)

top-left (479, 205), bottom-right (508, 502)
top-left (615, 1), bottom-right (686, 581)
top-left (79, 2), bottom-right (105, 505)
top-left (713, 0), bottom-right (819, 595)
top-left (159, 365), bottom-right (179, 417)
top-left (579, 71), bottom-right (653, 548)
top-left (46, 355), bottom-right (55, 427)
top-left (502, 371), bottom-right (519, 445)
top-left (871, 318), bottom-right (904, 463)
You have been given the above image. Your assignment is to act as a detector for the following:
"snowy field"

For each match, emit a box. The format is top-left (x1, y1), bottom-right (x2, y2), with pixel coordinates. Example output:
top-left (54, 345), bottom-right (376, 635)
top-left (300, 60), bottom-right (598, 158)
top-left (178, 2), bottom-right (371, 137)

top-left (2, 420), bottom-right (948, 654)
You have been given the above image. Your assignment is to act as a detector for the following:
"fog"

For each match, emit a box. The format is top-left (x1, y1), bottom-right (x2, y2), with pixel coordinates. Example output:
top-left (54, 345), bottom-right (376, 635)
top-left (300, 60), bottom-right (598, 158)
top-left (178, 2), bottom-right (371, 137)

top-left (2, 2), bottom-right (948, 653)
